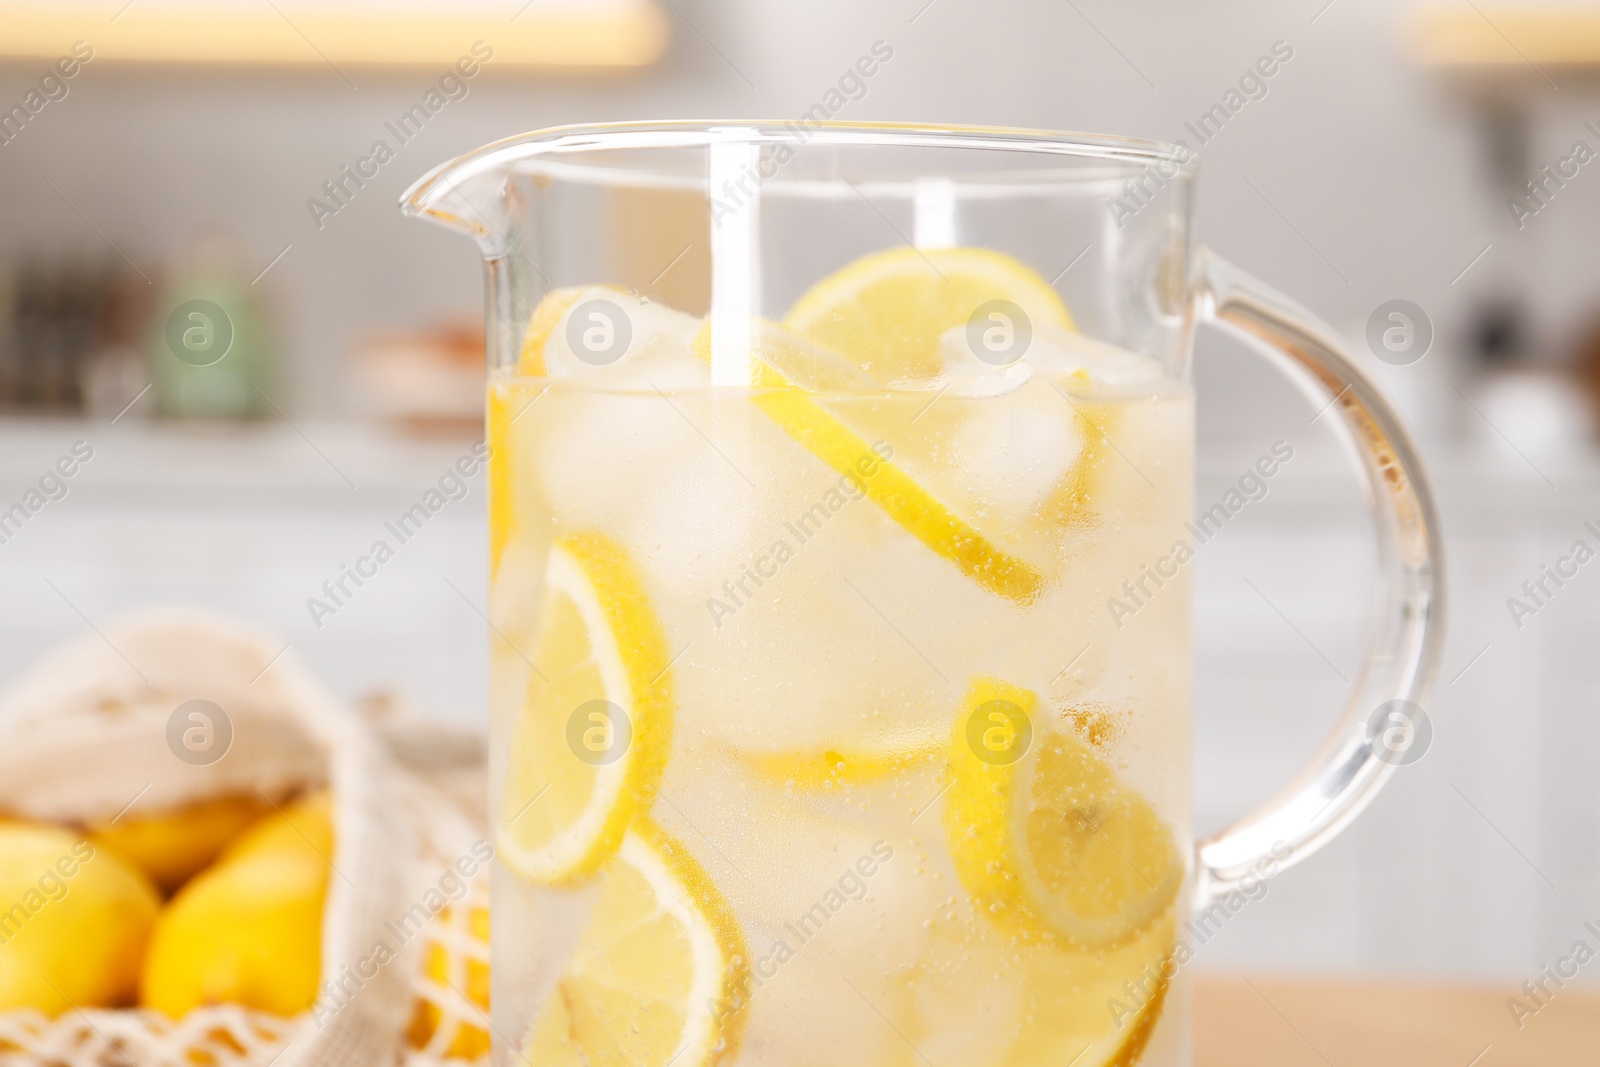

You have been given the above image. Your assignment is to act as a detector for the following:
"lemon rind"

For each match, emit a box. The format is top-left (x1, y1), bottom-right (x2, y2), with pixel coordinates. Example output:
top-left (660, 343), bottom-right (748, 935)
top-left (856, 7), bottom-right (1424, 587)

top-left (497, 532), bottom-right (674, 886)
top-left (525, 820), bottom-right (750, 1067)
top-left (943, 675), bottom-right (1181, 949)
top-left (625, 821), bottom-right (750, 1067)
top-left (690, 322), bottom-right (1047, 604)
top-left (783, 246), bottom-right (1077, 382)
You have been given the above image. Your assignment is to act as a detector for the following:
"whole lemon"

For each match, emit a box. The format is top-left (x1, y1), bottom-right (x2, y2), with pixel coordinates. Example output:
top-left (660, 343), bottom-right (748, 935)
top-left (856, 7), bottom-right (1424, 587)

top-left (0, 822), bottom-right (160, 1013)
top-left (140, 791), bottom-right (333, 1018)
top-left (88, 794), bottom-right (273, 893)
top-left (406, 903), bottom-right (490, 1057)
top-left (221, 790), bottom-right (333, 863)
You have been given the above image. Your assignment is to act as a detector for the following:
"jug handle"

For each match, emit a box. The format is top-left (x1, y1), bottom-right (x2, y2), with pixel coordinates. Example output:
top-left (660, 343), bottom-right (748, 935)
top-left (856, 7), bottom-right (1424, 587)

top-left (1189, 248), bottom-right (1445, 908)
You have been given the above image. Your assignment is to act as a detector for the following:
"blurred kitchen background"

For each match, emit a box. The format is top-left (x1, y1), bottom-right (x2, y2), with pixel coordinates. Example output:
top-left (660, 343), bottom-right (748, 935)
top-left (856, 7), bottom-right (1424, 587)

top-left (0, 0), bottom-right (1596, 988)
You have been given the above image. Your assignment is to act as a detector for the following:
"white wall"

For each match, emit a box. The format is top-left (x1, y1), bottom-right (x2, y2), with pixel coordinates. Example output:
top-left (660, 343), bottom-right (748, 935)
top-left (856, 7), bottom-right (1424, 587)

top-left (0, 0), bottom-right (1510, 426)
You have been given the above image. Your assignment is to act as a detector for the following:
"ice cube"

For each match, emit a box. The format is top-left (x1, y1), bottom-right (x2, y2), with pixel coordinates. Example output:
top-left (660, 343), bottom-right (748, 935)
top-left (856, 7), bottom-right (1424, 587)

top-left (538, 287), bottom-right (708, 390)
top-left (835, 521), bottom-right (1112, 714)
top-left (664, 473), bottom-right (961, 760)
top-left (609, 400), bottom-right (775, 615)
top-left (935, 324), bottom-right (1036, 398)
top-left (652, 752), bottom-right (951, 1067)
top-left (527, 389), bottom-right (703, 537)
top-left (946, 377), bottom-right (1088, 519)
top-left (1026, 325), bottom-right (1166, 391)
top-left (906, 898), bottom-right (1028, 1067)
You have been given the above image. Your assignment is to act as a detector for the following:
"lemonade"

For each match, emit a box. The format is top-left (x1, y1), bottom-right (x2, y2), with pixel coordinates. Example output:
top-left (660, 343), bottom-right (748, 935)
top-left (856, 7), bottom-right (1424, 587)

top-left (487, 248), bottom-right (1194, 1067)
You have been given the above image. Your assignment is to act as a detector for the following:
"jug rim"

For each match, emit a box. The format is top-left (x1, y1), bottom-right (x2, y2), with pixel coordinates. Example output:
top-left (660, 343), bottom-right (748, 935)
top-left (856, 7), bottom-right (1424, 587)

top-left (400, 120), bottom-right (1194, 225)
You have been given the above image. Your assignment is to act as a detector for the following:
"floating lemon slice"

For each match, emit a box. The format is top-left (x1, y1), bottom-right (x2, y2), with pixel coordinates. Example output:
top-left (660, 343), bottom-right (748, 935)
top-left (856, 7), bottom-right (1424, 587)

top-left (489, 282), bottom-right (570, 571)
top-left (784, 246), bottom-right (1075, 383)
top-left (1008, 909), bottom-right (1175, 1067)
top-left (497, 531), bottom-right (674, 885)
top-left (487, 381), bottom-right (520, 574)
top-left (784, 247), bottom-right (1143, 548)
top-left (525, 821), bottom-right (750, 1067)
top-left (517, 285), bottom-right (598, 376)
top-left (519, 283), bottom-right (701, 380)
top-left (690, 320), bottom-right (1045, 603)
top-left (906, 898), bottom-right (1174, 1067)
top-left (494, 285), bottom-right (639, 569)
top-left (944, 677), bottom-right (1182, 946)
top-left (1031, 385), bottom-right (1122, 535)
top-left (742, 737), bottom-right (945, 789)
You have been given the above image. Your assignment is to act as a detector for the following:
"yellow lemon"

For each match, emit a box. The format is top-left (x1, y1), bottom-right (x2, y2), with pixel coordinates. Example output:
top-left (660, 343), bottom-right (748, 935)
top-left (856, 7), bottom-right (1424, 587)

top-left (741, 739), bottom-right (944, 789)
top-left (690, 320), bottom-right (1046, 603)
top-left (783, 246), bottom-right (1074, 383)
top-left (139, 792), bottom-right (333, 1018)
top-left (221, 790), bottom-right (334, 863)
top-left (524, 820), bottom-right (748, 1067)
top-left (87, 793), bottom-right (272, 893)
top-left (0, 822), bottom-right (159, 1013)
top-left (408, 902), bottom-right (490, 1058)
top-left (498, 531), bottom-right (673, 885)
top-left (944, 677), bottom-right (1181, 947)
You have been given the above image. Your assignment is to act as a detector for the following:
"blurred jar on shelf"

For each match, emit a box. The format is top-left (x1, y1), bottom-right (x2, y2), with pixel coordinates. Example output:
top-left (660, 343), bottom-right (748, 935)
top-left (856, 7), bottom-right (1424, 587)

top-left (0, 255), bottom-right (126, 415)
top-left (81, 266), bottom-right (153, 420)
top-left (1462, 298), bottom-right (1593, 455)
top-left (147, 234), bottom-right (277, 420)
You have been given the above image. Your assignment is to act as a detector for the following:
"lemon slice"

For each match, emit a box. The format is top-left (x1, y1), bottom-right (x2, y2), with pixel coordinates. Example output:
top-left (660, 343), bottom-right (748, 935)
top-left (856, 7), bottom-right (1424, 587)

top-left (742, 737), bottom-right (944, 788)
top-left (497, 531), bottom-right (674, 885)
top-left (487, 381), bottom-right (520, 573)
top-left (783, 246), bottom-right (1134, 547)
top-left (944, 677), bottom-right (1182, 946)
top-left (518, 283), bottom-right (701, 381)
top-left (1008, 911), bottom-right (1174, 1067)
top-left (783, 246), bottom-right (1075, 382)
top-left (1031, 390), bottom-right (1121, 533)
top-left (906, 899), bottom-right (1174, 1067)
top-left (525, 821), bottom-right (749, 1067)
top-left (492, 286), bottom-right (595, 569)
top-left (690, 320), bottom-right (1046, 603)
top-left (490, 283), bottom-right (578, 571)
top-left (516, 286), bottom-right (594, 376)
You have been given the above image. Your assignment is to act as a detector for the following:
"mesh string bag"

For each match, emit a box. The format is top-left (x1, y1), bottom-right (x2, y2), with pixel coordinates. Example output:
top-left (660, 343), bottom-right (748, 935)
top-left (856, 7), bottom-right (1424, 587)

top-left (0, 611), bottom-right (492, 1067)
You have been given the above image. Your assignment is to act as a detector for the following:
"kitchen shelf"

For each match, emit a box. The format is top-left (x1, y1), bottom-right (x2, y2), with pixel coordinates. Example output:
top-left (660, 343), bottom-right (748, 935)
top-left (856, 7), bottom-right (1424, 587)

top-left (0, 1), bottom-right (668, 72)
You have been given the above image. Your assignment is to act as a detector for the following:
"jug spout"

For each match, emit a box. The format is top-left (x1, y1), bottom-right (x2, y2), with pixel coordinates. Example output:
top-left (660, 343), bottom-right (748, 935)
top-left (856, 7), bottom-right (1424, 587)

top-left (400, 145), bottom-right (517, 252)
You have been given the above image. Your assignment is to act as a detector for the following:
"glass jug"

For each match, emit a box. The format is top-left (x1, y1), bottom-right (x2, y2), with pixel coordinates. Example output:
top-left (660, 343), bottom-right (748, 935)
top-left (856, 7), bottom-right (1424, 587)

top-left (402, 122), bottom-right (1442, 1067)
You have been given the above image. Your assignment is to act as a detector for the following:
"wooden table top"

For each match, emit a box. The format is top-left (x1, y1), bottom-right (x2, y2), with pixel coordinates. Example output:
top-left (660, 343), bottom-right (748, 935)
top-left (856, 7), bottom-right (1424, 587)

top-left (1197, 975), bottom-right (1600, 1066)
